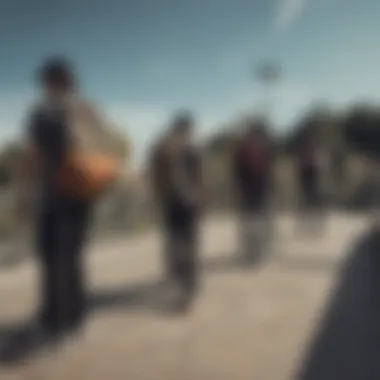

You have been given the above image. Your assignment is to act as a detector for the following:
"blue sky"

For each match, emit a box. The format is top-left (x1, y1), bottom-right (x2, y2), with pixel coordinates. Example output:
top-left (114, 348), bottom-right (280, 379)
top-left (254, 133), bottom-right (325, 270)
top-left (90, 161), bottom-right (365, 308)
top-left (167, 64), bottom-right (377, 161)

top-left (0, 0), bottom-right (380, 163)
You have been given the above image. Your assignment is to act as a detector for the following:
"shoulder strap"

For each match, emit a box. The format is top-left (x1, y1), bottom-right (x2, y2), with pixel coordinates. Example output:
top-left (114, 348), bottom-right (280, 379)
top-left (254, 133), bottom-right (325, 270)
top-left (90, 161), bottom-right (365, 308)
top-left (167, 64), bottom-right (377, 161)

top-left (68, 98), bottom-right (121, 157)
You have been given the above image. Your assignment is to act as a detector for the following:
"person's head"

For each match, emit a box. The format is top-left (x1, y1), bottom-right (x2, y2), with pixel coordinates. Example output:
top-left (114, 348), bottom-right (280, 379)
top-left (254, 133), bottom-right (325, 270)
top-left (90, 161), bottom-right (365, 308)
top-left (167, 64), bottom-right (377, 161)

top-left (246, 118), bottom-right (267, 141)
top-left (170, 112), bottom-right (195, 145)
top-left (37, 56), bottom-right (76, 96)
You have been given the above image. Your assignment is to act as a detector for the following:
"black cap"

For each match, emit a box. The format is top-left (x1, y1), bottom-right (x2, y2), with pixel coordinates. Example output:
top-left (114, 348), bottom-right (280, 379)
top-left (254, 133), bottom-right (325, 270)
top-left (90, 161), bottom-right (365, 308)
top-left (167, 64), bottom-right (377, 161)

top-left (247, 118), bottom-right (267, 136)
top-left (37, 56), bottom-right (75, 87)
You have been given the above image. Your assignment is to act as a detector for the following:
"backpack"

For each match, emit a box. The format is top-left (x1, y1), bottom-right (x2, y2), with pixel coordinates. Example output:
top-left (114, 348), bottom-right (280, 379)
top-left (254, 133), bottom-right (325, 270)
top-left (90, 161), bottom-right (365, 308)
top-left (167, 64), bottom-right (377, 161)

top-left (53, 96), bottom-right (123, 200)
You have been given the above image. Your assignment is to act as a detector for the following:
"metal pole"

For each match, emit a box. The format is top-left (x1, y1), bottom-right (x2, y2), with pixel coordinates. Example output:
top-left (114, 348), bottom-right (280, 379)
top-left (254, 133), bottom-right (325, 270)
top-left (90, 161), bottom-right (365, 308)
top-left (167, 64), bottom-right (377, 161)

top-left (254, 62), bottom-right (281, 256)
top-left (254, 62), bottom-right (280, 122)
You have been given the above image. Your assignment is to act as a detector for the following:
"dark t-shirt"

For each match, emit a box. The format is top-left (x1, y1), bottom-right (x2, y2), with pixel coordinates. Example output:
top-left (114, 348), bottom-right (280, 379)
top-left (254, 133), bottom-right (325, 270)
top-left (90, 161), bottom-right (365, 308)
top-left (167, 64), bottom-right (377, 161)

top-left (297, 143), bottom-right (321, 180)
top-left (234, 137), bottom-right (272, 193)
top-left (151, 143), bottom-right (201, 205)
top-left (26, 104), bottom-right (70, 204)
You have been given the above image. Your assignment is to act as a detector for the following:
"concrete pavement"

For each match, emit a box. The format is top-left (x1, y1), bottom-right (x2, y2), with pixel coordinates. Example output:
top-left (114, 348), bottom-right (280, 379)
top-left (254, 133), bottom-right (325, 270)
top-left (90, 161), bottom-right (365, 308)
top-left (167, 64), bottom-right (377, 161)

top-left (0, 213), bottom-right (370, 379)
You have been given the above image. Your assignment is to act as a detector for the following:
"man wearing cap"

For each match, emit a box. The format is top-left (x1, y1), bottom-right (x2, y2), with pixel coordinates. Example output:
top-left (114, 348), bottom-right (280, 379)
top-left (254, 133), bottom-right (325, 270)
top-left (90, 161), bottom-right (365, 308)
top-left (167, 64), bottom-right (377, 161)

top-left (150, 113), bottom-right (203, 312)
top-left (15, 57), bottom-right (95, 347)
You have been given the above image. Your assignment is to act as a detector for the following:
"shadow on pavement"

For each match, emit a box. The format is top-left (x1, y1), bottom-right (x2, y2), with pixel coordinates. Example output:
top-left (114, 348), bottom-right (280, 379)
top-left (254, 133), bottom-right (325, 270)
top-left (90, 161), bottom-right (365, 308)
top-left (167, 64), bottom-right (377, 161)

top-left (90, 253), bottom-right (266, 312)
top-left (295, 230), bottom-right (380, 380)
top-left (0, 279), bottom-right (167, 366)
top-left (0, 320), bottom-right (63, 366)
top-left (274, 255), bottom-right (338, 272)
top-left (203, 253), bottom-right (269, 273)
top-left (0, 323), bottom-right (26, 351)
top-left (89, 278), bottom-right (167, 312)
top-left (3, 228), bottom-right (371, 368)
top-left (0, 252), bottom-right (262, 365)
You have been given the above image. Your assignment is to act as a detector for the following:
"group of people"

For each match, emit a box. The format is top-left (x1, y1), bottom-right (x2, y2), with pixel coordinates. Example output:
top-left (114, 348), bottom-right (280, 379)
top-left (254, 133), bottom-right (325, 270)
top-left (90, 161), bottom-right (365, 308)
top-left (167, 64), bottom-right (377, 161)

top-left (147, 111), bottom-right (327, 307)
top-left (3, 57), bottom-right (327, 361)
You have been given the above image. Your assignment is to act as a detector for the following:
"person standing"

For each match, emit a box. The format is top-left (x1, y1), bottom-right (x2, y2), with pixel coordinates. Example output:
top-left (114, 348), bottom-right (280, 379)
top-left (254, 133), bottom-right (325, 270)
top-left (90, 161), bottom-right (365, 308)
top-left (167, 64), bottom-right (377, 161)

top-left (296, 129), bottom-right (326, 234)
top-left (233, 120), bottom-right (273, 265)
top-left (150, 113), bottom-right (203, 312)
top-left (14, 57), bottom-right (118, 350)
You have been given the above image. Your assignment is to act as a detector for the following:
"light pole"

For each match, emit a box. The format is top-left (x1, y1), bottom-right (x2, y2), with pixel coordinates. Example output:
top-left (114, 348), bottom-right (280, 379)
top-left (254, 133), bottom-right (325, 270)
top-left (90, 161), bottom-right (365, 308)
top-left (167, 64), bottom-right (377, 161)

top-left (254, 62), bottom-right (281, 123)
top-left (253, 62), bottom-right (281, 247)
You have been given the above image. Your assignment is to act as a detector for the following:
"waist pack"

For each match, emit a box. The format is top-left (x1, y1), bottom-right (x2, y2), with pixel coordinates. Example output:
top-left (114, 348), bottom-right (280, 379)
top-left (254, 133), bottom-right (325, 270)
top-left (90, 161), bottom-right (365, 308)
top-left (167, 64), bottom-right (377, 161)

top-left (55, 97), bottom-right (122, 200)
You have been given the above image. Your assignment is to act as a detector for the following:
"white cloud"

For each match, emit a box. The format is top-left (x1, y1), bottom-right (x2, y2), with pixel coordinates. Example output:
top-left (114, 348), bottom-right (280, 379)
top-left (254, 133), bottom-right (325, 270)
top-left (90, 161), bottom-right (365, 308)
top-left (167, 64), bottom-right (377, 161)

top-left (274, 0), bottom-right (306, 30)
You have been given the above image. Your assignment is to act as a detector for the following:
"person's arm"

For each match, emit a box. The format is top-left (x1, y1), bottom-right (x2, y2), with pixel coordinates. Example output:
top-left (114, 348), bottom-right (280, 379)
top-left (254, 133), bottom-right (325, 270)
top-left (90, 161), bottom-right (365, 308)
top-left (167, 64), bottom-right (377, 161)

top-left (147, 144), bottom-right (166, 200)
top-left (195, 151), bottom-right (204, 191)
top-left (266, 141), bottom-right (275, 190)
top-left (190, 149), bottom-right (205, 207)
top-left (232, 143), bottom-right (246, 193)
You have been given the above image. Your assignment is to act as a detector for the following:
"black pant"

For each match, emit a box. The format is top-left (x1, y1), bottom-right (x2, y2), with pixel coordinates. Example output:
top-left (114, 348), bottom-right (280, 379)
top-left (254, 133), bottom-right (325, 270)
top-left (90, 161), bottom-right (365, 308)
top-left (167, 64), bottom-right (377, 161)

top-left (238, 182), bottom-right (270, 260)
top-left (163, 198), bottom-right (199, 297)
top-left (37, 198), bottom-right (91, 335)
top-left (299, 167), bottom-right (320, 207)
top-left (239, 180), bottom-right (269, 212)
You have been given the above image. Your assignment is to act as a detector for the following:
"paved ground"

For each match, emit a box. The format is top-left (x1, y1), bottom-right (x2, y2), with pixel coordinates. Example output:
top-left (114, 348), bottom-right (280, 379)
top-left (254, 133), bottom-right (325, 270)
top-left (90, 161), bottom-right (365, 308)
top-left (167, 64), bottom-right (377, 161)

top-left (0, 213), bottom-right (372, 379)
